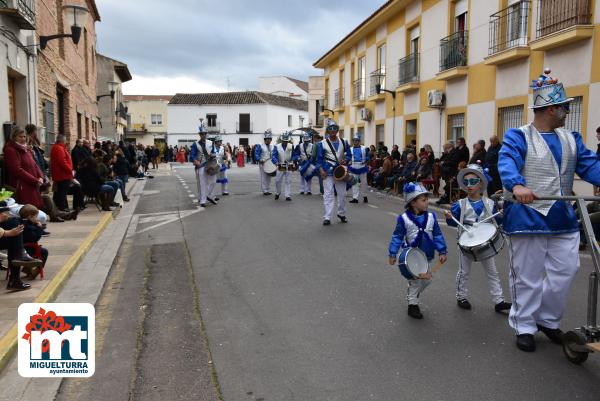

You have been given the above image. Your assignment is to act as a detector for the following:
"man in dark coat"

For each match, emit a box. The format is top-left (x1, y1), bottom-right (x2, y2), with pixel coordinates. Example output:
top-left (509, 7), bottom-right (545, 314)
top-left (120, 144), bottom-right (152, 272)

top-left (455, 137), bottom-right (470, 166)
top-left (437, 142), bottom-right (459, 204)
top-left (485, 135), bottom-right (502, 194)
top-left (71, 139), bottom-right (87, 171)
top-left (469, 139), bottom-right (487, 164)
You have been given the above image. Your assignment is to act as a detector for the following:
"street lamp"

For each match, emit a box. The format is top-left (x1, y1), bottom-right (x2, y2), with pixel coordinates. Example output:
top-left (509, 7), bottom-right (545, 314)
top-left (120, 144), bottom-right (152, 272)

top-left (96, 81), bottom-right (118, 101)
top-left (40, 4), bottom-right (89, 50)
top-left (375, 82), bottom-right (397, 147)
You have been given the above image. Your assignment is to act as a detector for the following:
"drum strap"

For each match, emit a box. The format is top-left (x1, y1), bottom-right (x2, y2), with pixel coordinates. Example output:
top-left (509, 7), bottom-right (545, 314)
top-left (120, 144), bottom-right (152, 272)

top-left (326, 139), bottom-right (346, 165)
top-left (406, 211), bottom-right (430, 248)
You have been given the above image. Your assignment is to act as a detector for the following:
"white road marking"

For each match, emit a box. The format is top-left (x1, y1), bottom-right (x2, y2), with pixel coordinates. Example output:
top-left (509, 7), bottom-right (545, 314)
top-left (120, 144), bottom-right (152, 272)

top-left (368, 205), bottom-right (379, 209)
top-left (387, 212), bottom-right (399, 218)
top-left (189, 194), bottom-right (195, 198)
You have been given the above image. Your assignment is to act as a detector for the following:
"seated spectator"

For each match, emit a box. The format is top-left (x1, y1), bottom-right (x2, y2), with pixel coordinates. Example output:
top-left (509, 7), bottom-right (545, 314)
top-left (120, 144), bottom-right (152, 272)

top-left (373, 154), bottom-right (393, 189)
top-left (469, 139), bottom-right (487, 164)
top-left (4, 197), bottom-right (48, 225)
top-left (395, 153), bottom-right (418, 191)
top-left (423, 144), bottom-right (435, 167)
top-left (0, 205), bottom-right (42, 290)
top-left (19, 205), bottom-right (49, 269)
top-left (415, 157), bottom-right (432, 181)
top-left (391, 144), bottom-right (401, 161)
top-left (77, 157), bottom-right (116, 211)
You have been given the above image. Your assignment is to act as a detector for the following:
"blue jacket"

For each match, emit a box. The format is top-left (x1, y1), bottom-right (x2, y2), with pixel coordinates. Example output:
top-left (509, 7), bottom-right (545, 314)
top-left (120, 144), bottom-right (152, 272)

top-left (446, 198), bottom-right (502, 227)
top-left (316, 139), bottom-right (352, 176)
top-left (388, 212), bottom-right (447, 261)
top-left (271, 143), bottom-right (300, 165)
top-left (499, 128), bottom-right (600, 234)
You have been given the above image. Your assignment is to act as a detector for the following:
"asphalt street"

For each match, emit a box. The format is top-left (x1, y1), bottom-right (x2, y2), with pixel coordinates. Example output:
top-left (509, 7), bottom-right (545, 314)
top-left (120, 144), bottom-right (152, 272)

top-left (58, 164), bottom-right (600, 401)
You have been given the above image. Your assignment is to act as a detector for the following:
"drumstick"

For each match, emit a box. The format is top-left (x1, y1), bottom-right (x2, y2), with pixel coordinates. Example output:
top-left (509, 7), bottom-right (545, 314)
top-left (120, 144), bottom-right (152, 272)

top-left (478, 211), bottom-right (502, 225)
top-left (431, 260), bottom-right (444, 273)
top-left (449, 215), bottom-right (471, 233)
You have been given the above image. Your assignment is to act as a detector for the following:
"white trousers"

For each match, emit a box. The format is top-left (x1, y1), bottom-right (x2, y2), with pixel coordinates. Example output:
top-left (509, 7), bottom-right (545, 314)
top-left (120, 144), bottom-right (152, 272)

top-left (219, 171), bottom-right (228, 194)
top-left (508, 232), bottom-right (580, 334)
top-left (352, 172), bottom-right (368, 200)
top-left (456, 250), bottom-right (504, 304)
top-left (195, 167), bottom-right (206, 204)
top-left (323, 176), bottom-right (347, 220)
top-left (275, 171), bottom-right (292, 198)
top-left (259, 164), bottom-right (272, 193)
top-left (407, 261), bottom-right (433, 305)
top-left (299, 172), bottom-right (312, 193)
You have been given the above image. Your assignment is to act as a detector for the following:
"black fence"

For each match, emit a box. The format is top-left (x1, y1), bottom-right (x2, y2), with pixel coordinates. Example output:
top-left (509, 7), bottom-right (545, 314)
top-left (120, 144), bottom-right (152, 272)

top-left (398, 53), bottom-right (419, 85)
top-left (536, 0), bottom-right (591, 38)
top-left (439, 31), bottom-right (468, 72)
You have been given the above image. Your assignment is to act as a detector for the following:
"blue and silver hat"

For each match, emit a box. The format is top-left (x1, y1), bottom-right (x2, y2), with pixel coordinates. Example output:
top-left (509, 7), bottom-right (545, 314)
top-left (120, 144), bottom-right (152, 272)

top-left (403, 182), bottom-right (432, 207)
top-left (280, 131), bottom-right (292, 142)
top-left (198, 123), bottom-right (207, 135)
top-left (213, 135), bottom-right (223, 142)
top-left (352, 133), bottom-right (361, 142)
top-left (303, 131), bottom-right (312, 140)
top-left (457, 163), bottom-right (489, 193)
top-left (325, 118), bottom-right (339, 132)
top-left (264, 129), bottom-right (273, 139)
top-left (530, 68), bottom-right (574, 109)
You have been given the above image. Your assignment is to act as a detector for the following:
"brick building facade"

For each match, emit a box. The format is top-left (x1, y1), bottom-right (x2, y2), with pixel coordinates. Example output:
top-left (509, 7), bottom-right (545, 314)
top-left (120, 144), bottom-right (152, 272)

top-left (36, 0), bottom-right (100, 149)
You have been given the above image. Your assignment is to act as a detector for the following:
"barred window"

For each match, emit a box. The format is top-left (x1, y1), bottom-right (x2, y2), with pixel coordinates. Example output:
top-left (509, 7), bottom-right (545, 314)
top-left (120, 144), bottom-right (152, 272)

top-left (447, 113), bottom-right (465, 143)
top-left (564, 96), bottom-right (583, 133)
top-left (497, 105), bottom-right (524, 139)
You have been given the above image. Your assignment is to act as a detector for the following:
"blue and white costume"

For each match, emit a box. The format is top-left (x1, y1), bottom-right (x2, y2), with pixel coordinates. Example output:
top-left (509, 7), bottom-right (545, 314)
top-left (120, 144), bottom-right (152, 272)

top-left (272, 132), bottom-right (299, 200)
top-left (190, 125), bottom-right (216, 206)
top-left (499, 70), bottom-right (600, 336)
top-left (389, 183), bottom-right (447, 305)
top-left (212, 137), bottom-right (229, 196)
top-left (316, 119), bottom-right (352, 222)
top-left (254, 130), bottom-right (274, 195)
top-left (297, 132), bottom-right (315, 194)
top-left (349, 134), bottom-right (370, 202)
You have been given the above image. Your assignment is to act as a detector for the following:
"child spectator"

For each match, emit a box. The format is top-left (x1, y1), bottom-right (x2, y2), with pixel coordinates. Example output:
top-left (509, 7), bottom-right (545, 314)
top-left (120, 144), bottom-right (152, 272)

top-left (19, 205), bottom-right (49, 270)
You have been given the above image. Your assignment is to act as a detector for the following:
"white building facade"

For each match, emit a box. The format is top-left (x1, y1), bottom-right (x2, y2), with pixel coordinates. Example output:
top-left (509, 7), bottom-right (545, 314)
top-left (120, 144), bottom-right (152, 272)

top-left (258, 76), bottom-right (308, 100)
top-left (167, 91), bottom-right (308, 147)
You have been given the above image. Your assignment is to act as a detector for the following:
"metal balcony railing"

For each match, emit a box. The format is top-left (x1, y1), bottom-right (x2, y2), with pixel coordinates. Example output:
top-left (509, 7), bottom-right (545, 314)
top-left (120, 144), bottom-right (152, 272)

top-left (352, 78), bottom-right (365, 102)
top-left (398, 53), bottom-right (419, 86)
top-left (236, 122), bottom-right (253, 133)
top-left (0, 0), bottom-right (36, 29)
top-left (536, 0), bottom-right (591, 37)
top-left (440, 30), bottom-right (468, 72)
top-left (489, 1), bottom-right (530, 54)
top-left (333, 88), bottom-right (344, 108)
top-left (369, 68), bottom-right (386, 96)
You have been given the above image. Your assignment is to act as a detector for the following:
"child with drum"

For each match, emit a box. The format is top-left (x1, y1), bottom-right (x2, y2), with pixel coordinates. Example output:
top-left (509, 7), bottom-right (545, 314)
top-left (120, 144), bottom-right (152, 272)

top-left (444, 164), bottom-right (512, 313)
top-left (389, 182), bottom-right (448, 319)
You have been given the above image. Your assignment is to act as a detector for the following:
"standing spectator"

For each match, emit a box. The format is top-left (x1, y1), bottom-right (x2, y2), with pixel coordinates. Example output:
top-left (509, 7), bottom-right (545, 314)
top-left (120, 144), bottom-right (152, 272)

top-left (71, 139), bottom-right (87, 171)
top-left (184, 145), bottom-right (190, 162)
top-left (167, 145), bottom-right (174, 162)
top-left (3, 126), bottom-right (45, 209)
top-left (485, 135), bottom-right (503, 194)
top-left (151, 146), bottom-right (160, 169)
top-left (236, 145), bottom-right (246, 167)
top-left (455, 137), bottom-right (470, 167)
top-left (25, 124), bottom-right (48, 175)
top-left (437, 142), bottom-right (459, 204)
top-left (82, 139), bottom-right (93, 159)
top-left (431, 158), bottom-right (442, 197)
top-left (50, 134), bottom-right (75, 211)
top-left (369, 145), bottom-right (377, 160)
top-left (391, 144), bottom-right (401, 161)
top-left (176, 147), bottom-right (186, 163)
top-left (469, 139), bottom-right (487, 164)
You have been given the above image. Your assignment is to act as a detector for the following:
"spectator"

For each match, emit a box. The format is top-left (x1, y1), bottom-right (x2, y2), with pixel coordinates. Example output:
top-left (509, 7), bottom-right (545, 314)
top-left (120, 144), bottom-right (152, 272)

top-left (97, 154), bottom-right (128, 204)
top-left (82, 139), bottom-right (93, 158)
top-left (151, 146), bottom-right (160, 169)
top-left (369, 145), bottom-right (377, 160)
top-left (423, 144), bottom-right (435, 167)
top-left (19, 204), bottom-right (49, 268)
top-left (374, 154), bottom-right (393, 189)
top-left (77, 157), bottom-right (116, 211)
top-left (485, 135), bottom-right (502, 194)
top-left (455, 137), bottom-right (470, 167)
top-left (415, 156), bottom-right (432, 181)
top-left (396, 153), bottom-right (418, 189)
top-left (25, 124), bottom-right (48, 176)
top-left (3, 126), bottom-right (45, 209)
top-left (50, 134), bottom-right (75, 211)
top-left (391, 144), bottom-right (401, 161)
top-left (114, 150), bottom-right (130, 192)
top-left (71, 139), bottom-right (87, 171)
top-left (431, 158), bottom-right (442, 197)
top-left (469, 139), bottom-right (487, 164)
top-left (176, 147), bottom-right (186, 163)
top-left (438, 142), bottom-right (459, 204)
top-left (400, 144), bottom-right (416, 165)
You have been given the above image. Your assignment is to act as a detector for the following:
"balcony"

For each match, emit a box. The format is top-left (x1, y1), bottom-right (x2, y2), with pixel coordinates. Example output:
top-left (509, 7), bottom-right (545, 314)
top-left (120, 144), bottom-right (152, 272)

top-left (333, 88), bottom-right (344, 111)
top-left (206, 122), bottom-right (221, 133)
top-left (0, 0), bottom-right (35, 30)
top-left (368, 68), bottom-right (386, 101)
top-left (352, 78), bottom-right (366, 105)
top-left (236, 122), bottom-right (254, 134)
top-left (530, 0), bottom-right (593, 50)
top-left (396, 53), bottom-right (420, 93)
top-left (116, 103), bottom-right (128, 123)
top-left (437, 31), bottom-right (469, 81)
top-left (485, 1), bottom-right (531, 65)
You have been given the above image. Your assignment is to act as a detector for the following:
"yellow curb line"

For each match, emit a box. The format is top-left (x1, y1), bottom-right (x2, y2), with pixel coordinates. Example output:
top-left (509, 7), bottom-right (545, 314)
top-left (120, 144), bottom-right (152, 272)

top-left (0, 212), bottom-right (113, 373)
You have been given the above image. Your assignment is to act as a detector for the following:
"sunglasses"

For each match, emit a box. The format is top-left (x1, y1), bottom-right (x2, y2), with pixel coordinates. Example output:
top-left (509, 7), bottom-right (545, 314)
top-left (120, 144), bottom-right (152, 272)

top-left (557, 103), bottom-right (570, 113)
top-left (463, 177), bottom-right (481, 187)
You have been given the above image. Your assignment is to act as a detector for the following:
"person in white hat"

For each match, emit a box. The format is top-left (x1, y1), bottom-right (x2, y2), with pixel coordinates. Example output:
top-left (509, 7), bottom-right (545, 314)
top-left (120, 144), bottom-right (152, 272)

top-left (316, 119), bottom-right (352, 225)
top-left (348, 133), bottom-right (370, 204)
top-left (212, 136), bottom-right (229, 196)
top-left (388, 182), bottom-right (448, 319)
top-left (445, 163), bottom-right (511, 313)
top-left (499, 69), bottom-right (600, 353)
top-left (271, 131), bottom-right (299, 201)
top-left (297, 131), bottom-right (315, 195)
top-left (190, 124), bottom-right (217, 207)
top-left (254, 130), bottom-right (274, 195)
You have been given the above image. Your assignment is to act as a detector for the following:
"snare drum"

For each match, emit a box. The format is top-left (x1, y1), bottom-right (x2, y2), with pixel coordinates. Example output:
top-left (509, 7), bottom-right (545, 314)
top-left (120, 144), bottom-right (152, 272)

top-left (205, 159), bottom-right (219, 176)
top-left (300, 161), bottom-right (317, 179)
top-left (398, 248), bottom-right (429, 280)
top-left (263, 160), bottom-right (277, 177)
top-left (458, 223), bottom-right (505, 262)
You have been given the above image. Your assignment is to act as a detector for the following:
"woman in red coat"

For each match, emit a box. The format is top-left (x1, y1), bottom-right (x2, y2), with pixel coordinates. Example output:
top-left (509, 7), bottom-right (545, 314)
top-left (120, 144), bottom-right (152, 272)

top-left (176, 147), bottom-right (186, 163)
top-left (3, 126), bottom-right (44, 208)
top-left (236, 146), bottom-right (245, 167)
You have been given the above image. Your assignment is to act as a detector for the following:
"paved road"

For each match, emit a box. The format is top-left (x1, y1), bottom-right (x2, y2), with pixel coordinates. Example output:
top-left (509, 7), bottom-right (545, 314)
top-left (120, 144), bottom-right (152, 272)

top-left (58, 164), bottom-right (600, 401)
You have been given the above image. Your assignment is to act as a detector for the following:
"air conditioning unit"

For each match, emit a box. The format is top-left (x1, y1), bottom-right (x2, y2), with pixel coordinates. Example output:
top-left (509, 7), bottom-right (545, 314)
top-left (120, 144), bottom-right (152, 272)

top-left (427, 90), bottom-right (445, 108)
top-left (360, 108), bottom-right (372, 121)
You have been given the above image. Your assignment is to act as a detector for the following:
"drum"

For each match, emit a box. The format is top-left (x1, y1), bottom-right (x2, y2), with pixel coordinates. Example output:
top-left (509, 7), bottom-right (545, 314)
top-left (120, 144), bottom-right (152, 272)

top-left (333, 165), bottom-right (352, 182)
top-left (263, 160), bottom-right (277, 177)
top-left (458, 223), bottom-right (505, 262)
top-left (398, 247), bottom-right (429, 280)
top-left (300, 162), bottom-right (317, 179)
top-left (205, 159), bottom-right (219, 176)
top-left (278, 163), bottom-right (298, 172)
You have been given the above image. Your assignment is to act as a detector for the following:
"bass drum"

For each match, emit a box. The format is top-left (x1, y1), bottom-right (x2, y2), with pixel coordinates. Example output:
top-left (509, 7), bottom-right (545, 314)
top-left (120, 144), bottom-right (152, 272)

top-left (333, 165), bottom-right (352, 182)
top-left (263, 160), bottom-right (277, 177)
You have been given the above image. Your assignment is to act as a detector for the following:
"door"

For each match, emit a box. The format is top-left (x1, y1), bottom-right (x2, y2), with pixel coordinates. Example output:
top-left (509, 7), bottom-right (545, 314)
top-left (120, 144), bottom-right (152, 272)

top-left (56, 85), bottom-right (66, 137)
top-left (239, 138), bottom-right (249, 147)
top-left (7, 77), bottom-right (16, 123)
top-left (239, 114), bottom-right (250, 133)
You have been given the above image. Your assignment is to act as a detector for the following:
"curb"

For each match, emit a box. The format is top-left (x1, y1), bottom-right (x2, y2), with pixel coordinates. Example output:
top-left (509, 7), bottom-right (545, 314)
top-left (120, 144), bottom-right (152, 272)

top-left (0, 212), bottom-right (113, 373)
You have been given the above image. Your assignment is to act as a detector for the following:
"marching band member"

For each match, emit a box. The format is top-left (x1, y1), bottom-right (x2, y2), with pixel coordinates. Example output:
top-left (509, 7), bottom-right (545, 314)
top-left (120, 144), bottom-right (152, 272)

top-left (316, 119), bottom-right (351, 225)
top-left (445, 164), bottom-right (511, 313)
top-left (499, 69), bottom-right (600, 352)
top-left (348, 133), bottom-right (370, 204)
top-left (212, 136), bottom-right (229, 196)
top-left (272, 131), bottom-right (299, 201)
top-left (297, 131), bottom-right (314, 195)
top-left (388, 183), bottom-right (447, 319)
top-left (255, 130), bottom-right (274, 196)
top-left (190, 125), bottom-right (217, 207)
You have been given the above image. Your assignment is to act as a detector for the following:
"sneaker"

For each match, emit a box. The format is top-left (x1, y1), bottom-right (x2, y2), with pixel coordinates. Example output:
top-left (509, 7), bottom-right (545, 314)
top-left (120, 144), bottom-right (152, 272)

top-left (274, 194), bottom-right (280, 200)
top-left (285, 197), bottom-right (292, 201)
top-left (494, 301), bottom-right (512, 313)
top-left (300, 192), bottom-right (305, 195)
top-left (200, 203), bottom-right (207, 207)
top-left (337, 214), bottom-right (348, 223)
top-left (349, 199), bottom-right (359, 204)
top-left (307, 192), bottom-right (312, 195)
top-left (41, 230), bottom-right (51, 236)
top-left (207, 198), bottom-right (218, 205)
top-left (265, 192), bottom-right (272, 196)
top-left (363, 197), bottom-right (368, 203)
top-left (222, 192), bottom-right (230, 196)
top-left (516, 334), bottom-right (536, 352)
top-left (263, 192), bottom-right (270, 196)
top-left (457, 299), bottom-right (472, 310)
top-left (537, 324), bottom-right (564, 344)
top-left (6, 281), bottom-right (31, 291)
top-left (408, 305), bottom-right (423, 319)
top-left (323, 219), bottom-right (331, 226)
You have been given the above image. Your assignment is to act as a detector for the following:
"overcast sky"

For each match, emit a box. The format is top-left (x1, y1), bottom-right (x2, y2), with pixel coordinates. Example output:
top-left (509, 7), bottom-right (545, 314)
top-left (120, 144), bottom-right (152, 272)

top-left (95, 0), bottom-right (387, 95)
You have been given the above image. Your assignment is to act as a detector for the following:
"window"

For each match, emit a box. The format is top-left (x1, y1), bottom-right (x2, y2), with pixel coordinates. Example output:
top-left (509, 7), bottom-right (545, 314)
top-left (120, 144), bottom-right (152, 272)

top-left (288, 115), bottom-right (292, 127)
top-left (498, 105), bottom-right (524, 139)
top-left (7, 77), bottom-right (16, 122)
top-left (126, 113), bottom-right (132, 127)
top-left (206, 114), bottom-right (217, 127)
top-left (77, 113), bottom-right (82, 140)
top-left (376, 124), bottom-right (385, 145)
top-left (151, 114), bottom-right (163, 125)
top-left (85, 116), bottom-right (90, 139)
top-left (410, 25), bottom-right (420, 54)
top-left (454, 0), bottom-right (468, 32)
top-left (447, 113), bottom-right (465, 143)
top-left (406, 119), bottom-right (418, 147)
top-left (564, 96), bottom-right (583, 133)
top-left (377, 44), bottom-right (386, 90)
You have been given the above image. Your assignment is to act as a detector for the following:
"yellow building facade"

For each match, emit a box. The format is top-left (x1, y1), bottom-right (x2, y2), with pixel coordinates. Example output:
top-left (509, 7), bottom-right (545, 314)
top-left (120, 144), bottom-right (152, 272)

top-left (314, 0), bottom-right (600, 157)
